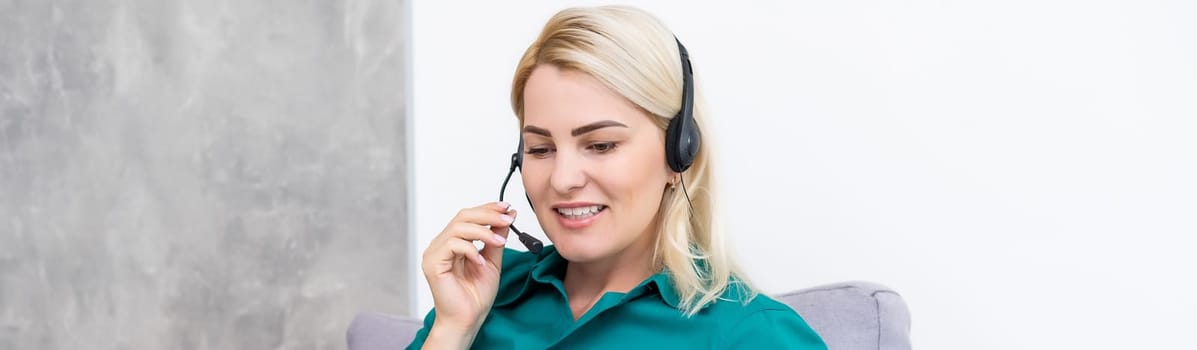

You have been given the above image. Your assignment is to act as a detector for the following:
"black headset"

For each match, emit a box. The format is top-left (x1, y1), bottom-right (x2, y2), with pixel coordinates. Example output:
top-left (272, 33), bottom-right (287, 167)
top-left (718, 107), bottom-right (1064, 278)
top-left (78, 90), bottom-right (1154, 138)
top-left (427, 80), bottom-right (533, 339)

top-left (665, 38), bottom-right (700, 173)
top-left (500, 37), bottom-right (700, 254)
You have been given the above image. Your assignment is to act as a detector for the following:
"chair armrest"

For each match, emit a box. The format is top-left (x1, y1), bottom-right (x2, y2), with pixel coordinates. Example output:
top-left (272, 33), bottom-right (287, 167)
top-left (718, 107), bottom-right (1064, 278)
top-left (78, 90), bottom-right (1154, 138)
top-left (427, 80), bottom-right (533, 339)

top-left (776, 281), bottom-right (912, 350)
top-left (347, 311), bottom-right (423, 350)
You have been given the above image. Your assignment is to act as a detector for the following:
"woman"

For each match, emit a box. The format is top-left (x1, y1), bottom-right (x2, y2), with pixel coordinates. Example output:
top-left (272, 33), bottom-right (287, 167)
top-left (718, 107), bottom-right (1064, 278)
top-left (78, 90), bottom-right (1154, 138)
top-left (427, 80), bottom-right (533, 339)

top-left (410, 6), bottom-right (826, 349)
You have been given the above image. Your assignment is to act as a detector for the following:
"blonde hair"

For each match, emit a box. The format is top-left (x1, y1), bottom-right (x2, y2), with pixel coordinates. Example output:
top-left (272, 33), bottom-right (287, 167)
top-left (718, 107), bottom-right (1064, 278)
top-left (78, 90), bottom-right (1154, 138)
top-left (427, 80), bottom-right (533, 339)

top-left (510, 5), bottom-right (756, 316)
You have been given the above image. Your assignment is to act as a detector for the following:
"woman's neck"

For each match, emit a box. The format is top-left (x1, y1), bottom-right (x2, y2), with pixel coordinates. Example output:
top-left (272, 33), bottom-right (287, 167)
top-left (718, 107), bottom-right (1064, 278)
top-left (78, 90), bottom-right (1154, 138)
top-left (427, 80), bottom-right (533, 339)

top-left (562, 235), bottom-right (657, 320)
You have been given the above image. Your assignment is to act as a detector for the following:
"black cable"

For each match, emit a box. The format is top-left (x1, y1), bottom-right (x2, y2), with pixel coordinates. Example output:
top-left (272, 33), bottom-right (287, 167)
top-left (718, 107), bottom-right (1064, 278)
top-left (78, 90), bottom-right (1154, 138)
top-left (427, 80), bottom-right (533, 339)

top-left (678, 175), bottom-right (697, 220)
top-left (500, 157), bottom-right (544, 254)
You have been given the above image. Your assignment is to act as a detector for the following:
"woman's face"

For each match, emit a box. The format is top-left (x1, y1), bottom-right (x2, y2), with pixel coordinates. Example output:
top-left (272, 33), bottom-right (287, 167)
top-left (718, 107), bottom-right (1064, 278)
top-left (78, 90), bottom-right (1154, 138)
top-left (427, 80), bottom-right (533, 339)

top-left (521, 64), bottom-right (672, 263)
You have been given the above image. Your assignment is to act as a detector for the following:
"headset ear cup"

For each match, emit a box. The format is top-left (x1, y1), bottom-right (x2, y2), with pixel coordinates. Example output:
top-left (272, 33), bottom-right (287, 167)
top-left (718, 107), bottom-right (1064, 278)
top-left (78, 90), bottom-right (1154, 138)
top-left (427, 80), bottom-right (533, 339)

top-left (665, 114), bottom-right (700, 173)
top-left (681, 120), bottom-right (700, 170)
top-left (665, 116), bottom-right (685, 172)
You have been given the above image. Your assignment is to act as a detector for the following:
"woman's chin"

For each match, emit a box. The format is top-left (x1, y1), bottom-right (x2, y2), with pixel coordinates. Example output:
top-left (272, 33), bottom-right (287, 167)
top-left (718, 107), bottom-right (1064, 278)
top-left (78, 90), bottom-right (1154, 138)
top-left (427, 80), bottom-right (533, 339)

top-left (549, 237), bottom-right (612, 263)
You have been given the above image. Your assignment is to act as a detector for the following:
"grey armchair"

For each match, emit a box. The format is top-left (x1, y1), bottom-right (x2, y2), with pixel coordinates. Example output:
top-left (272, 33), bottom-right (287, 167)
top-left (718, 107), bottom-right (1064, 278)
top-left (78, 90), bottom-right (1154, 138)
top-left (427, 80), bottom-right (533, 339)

top-left (347, 281), bottom-right (911, 350)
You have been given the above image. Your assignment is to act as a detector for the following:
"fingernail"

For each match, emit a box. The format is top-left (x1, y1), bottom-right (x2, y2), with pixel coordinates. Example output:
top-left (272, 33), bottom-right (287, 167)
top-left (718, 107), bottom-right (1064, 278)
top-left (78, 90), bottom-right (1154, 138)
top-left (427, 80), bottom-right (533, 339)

top-left (476, 255), bottom-right (486, 265)
top-left (499, 202), bottom-right (512, 210)
top-left (500, 214), bottom-right (514, 223)
top-left (493, 234), bottom-right (507, 245)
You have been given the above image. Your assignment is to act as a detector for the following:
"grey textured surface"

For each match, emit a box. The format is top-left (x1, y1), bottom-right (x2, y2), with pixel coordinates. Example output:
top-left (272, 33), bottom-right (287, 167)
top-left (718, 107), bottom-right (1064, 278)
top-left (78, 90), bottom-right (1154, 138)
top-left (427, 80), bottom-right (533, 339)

top-left (0, 0), bottom-right (410, 348)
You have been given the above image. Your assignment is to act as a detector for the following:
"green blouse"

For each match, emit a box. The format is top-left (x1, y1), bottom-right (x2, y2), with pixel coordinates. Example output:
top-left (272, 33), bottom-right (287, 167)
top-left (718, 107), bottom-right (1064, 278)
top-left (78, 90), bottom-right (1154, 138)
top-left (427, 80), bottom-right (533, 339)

top-left (407, 246), bottom-right (826, 349)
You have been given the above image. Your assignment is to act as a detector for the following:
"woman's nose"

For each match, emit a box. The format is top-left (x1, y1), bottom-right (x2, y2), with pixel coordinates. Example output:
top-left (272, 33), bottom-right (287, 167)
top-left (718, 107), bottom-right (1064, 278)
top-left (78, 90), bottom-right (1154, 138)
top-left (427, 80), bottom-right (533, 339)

top-left (549, 150), bottom-right (587, 194)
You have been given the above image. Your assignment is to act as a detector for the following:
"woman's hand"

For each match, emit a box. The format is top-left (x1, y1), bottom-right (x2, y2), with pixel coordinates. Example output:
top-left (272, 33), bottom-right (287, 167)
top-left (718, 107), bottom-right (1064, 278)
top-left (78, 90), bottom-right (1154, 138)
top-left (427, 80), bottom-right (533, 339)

top-left (420, 201), bottom-right (515, 345)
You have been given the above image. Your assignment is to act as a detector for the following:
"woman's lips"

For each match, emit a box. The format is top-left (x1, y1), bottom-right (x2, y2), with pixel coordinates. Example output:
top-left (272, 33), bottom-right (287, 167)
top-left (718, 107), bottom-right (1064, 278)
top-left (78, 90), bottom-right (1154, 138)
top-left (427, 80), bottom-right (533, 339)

top-left (555, 205), bottom-right (606, 229)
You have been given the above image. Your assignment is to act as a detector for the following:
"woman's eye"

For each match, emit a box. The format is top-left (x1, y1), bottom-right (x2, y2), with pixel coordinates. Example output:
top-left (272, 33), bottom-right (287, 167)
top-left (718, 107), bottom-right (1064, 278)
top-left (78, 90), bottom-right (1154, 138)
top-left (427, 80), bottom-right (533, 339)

top-left (589, 142), bottom-right (618, 153)
top-left (526, 147), bottom-right (553, 157)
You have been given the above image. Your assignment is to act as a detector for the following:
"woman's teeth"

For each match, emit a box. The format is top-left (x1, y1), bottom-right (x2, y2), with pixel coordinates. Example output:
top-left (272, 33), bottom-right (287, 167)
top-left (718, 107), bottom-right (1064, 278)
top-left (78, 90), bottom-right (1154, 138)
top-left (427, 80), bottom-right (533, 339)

top-left (556, 205), bottom-right (606, 219)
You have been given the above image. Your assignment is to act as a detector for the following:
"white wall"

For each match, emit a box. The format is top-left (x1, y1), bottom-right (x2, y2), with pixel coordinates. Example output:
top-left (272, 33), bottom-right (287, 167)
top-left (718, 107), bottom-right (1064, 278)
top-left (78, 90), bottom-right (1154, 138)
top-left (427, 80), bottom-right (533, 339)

top-left (409, 1), bottom-right (1197, 349)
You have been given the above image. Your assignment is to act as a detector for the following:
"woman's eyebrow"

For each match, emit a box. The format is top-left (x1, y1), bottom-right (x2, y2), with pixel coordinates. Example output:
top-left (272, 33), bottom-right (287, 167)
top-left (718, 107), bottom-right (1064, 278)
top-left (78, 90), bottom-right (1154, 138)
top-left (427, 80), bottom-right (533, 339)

top-left (523, 120), bottom-right (629, 137)
top-left (571, 120), bottom-right (628, 136)
top-left (522, 125), bottom-right (552, 137)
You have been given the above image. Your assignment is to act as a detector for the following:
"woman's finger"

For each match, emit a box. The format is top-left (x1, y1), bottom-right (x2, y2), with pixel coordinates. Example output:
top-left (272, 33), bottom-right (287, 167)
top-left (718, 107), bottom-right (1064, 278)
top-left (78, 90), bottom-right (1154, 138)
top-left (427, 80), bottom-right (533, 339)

top-left (443, 237), bottom-right (488, 267)
top-left (423, 234), bottom-right (486, 274)
top-left (444, 221), bottom-right (508, 247)
top-left (452, 202), bottom-right (516, 229)
top-left (480, 209), bottom-right (514, 266)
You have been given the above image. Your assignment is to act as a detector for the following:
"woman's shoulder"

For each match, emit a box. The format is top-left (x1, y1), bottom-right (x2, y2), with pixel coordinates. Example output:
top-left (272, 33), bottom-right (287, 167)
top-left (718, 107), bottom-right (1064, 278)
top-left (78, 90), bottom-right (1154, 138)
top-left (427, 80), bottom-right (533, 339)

top-left (707, 284), bottom-right (797, 317)
top-left (500, 247), bottom-right (542, 270)
top-left (703, 285), bottom-right (827, 349)
top-left (493, 247), bottom-right (548, 305)
top-left (498, 247), bottom-right (542, 279)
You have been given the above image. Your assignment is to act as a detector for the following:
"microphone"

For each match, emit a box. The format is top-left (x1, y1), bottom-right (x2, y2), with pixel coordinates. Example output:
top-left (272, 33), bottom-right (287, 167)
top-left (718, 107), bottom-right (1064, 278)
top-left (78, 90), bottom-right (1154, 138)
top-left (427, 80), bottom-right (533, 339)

top-left (500, 152), bottom-right (544, 254)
